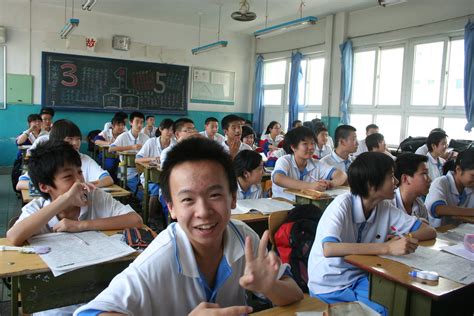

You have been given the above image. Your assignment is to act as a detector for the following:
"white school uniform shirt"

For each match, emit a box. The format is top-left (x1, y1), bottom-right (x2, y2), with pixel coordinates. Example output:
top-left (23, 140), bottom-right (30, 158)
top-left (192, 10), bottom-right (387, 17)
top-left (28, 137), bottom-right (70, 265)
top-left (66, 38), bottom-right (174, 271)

top-left (320, 151), bottom-right (354, 173)
top-left (27, 134), bottom-right (50, 155)
top-left (221, 141), bottom-right (253, 155)
top-left (141, 126), bottom-right (158, 138)
top-left (271, 154), bottom-right (336, 202)
top-left (17, 189), bottom-right (136, 235)
top-left (17, 130), bottom-right (41, 145)
top-left (200, 130), bottom-right (225, 144)
top-left (353, 138), bottom-right (368, 157)
top-left (137, 136), bottom-right (176, 184)
top-left (74, 220), bottom-right (289, 316)
top-left (19, 153), bottom-right (109, 183)
top-left (111, 130), bottom-right (149, 179)
top-left (391, 187), bottom-right (429, 221)
top-left (314, 144), bottom-right (332, 160)
top-left (237, 182), bottom-right (263, 200)
top-left (97, 128), bottom-right (119, 143)
top-left (426, 152), bottom-right (445, 181)
top-left (260, 134), bottom-right (284, 148)
top-left (307, 193), bottom-right (421, 295)
top-left (415, 144), bottom-right (429, 156)
top-left (425, 171), bottom-right (474, 227)
top-left (159, 142), bottom-right (176, 169)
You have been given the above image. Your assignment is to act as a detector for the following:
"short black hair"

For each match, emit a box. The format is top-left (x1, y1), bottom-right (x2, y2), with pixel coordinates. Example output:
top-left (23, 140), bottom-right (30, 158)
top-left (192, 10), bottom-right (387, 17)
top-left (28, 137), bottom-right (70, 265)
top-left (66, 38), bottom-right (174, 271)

top-left (244, 119), bottom-right (253, 127)
top-left (29, 141), bottom-right (82, 200)
top-left (160, 137), bottom-right (237, 203)
top-left (173, 118), bottom-right (194, 132)
top-left (205, 117), bottom-right (218, 125)
top-left (265, 121), bottom-right (280, 134)
top-left (233, 150), bottom-right (262, 178)
top-left (146, 115), bottom-right (155, 120)
top-left (450, 148), bottom-right (474, 172)
top-left (156, 118), bottom-right (174, 137)
top-left (221, 114), bottom-right (242, 130)
top-left (394, 153), bottom-right (428, 183)
top-left (49, 119), bottom-right (81, 141)
top-left (315, 127), bottom-right (328, 138)
top-left (335, 125), bottom-right (356, 148)
top-left (40, 107), bottom-right (55, 117)
top-left (111, 116), bottom-right (125, 126)
top-left (241, 125), bottom-right (256, 142)
top-left (348, 152), bottom-right (395, 198)
top-left (283, 126), bottom-right (315, 154)
top-left (129, 111), bottom-right (145, 122)
top-left (366, 133), bottom-right (385, 151)
top-left (27, 114), bottom-right (42, 123)
top-left (292, 120), bottom-right (302, 128)
top-left (429, 128), bottom-right (445, 134)
top-left (426, 131), bottom-right (448, 152)
top-left (113, 111), bottom-right (128, 121)
top-left (366, 124), bottom-right (379, 133)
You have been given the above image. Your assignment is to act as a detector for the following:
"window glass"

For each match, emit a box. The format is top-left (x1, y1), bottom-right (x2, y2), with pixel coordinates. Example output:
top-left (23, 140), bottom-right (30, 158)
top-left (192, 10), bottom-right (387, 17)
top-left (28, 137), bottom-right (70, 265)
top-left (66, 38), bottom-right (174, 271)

top-left (407, 116), bottom-right (438, 137)
top-left (375, 115), bottom-right (402, 145)
top-left (263, 89), bottom-right (282, 106)
top-left (0, 46), bottom-right (4, 108)
top-left (264, 60), bottom-right (287, 85)
top-left (307, 58), bottom-right (325, 106)
top-left (349, 114), bottom-right (373, 137)
top-left (378, 47), bottom-right (404, 106)
top-left (352, 50), bottom-right (376, 105)
top-left (446, 39), bottom-right (464, 106)
top-left (443, 118), bottom-right (474, 140)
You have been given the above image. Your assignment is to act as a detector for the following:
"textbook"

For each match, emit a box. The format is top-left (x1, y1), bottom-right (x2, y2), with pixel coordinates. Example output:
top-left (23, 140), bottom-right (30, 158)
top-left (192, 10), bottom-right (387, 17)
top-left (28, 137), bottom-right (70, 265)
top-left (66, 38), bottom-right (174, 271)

top-left (28, 231), bottom-right (135, 277)
top-left (231, 198), bottom-right (293, 215)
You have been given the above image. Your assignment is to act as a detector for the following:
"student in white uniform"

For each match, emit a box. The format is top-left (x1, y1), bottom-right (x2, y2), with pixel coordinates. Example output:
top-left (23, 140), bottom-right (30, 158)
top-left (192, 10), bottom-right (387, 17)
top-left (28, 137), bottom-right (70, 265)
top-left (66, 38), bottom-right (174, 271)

top-left (109, 112), bottom-right (149, 195)
top-left (103, 111), bottom-right (128, 132)
top-left (241, 125), bottom-right (260, 151)
top-left (393, 153), bottom-right (431, 222)
top-left (314, 126), bottom-right (332, 159)
top-left (233, 150), bottom-right (264, 200)
top-left (259, 121), bottom-right (285, 156)
top-left (200, 116), bottom-right (225, 144)
top-left (425, 131), bottom-right (448, 181)
top-left (272, 127), bottom-right (347, 201)
top-left (414, 128), bottom-right (446, 155)
top-left (16, 114), bottom-right (43, 148)
top-left (159, 118), bottom-right (197, 168)
top-left (7, 141), bottom-right (142, 315)
top-left (366, 133), bottom-right (396, 160)
top-left (320, 125), bottom-right (358, 174)
top-left (221, 114), bottom-right (252, 159)
top-left (307, 152), bottom-right (436, 315)
top-left (136, 118), bottom-right (175, 225)
top-left (425, 148), bottom-right (474, 227)
top-left (141, 115), bottom-right (158, 138)
top-left (39, 107), bottom-right (55, 135)
top-left (353, 123), bottom-right (379, 157)
top-left (74, 137), bottom-right (303, 315)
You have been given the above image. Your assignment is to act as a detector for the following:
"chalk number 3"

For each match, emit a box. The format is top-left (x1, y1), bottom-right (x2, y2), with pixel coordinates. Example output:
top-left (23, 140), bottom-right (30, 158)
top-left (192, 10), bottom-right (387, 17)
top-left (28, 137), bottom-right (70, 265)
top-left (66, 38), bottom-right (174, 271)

top-left (61, 63), bottom-right (78, 87)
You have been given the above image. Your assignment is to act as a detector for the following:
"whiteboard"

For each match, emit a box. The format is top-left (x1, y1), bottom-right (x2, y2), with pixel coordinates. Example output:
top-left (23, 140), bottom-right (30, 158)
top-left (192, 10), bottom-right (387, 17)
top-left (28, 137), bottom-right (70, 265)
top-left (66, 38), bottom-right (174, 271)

top-left (191, 67), bottom-right (235, 105)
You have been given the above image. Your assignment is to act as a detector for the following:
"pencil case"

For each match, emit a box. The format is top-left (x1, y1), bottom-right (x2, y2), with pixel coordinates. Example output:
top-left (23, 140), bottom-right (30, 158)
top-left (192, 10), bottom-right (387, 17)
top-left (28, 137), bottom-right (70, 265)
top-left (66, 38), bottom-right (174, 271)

top-left (124, 227), bottom-right (156, 249)
top-left (464, 234), bottom-right (474, 253)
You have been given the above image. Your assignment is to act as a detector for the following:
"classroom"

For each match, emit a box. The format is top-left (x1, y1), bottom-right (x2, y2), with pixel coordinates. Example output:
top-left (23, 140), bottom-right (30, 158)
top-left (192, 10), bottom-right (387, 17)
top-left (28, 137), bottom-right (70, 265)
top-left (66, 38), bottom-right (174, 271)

top-left (0, 0), bottom-right (473, 315)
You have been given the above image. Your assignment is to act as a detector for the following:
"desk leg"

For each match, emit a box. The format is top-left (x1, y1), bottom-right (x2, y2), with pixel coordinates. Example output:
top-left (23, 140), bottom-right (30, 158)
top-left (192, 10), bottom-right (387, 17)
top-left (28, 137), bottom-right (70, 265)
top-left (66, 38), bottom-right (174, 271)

top-left (11, 276), bottom-right (18, 316)
top-left (143, 169), bottom-right (149, 225)
top-left (101, 148), bottom-right (106, 169)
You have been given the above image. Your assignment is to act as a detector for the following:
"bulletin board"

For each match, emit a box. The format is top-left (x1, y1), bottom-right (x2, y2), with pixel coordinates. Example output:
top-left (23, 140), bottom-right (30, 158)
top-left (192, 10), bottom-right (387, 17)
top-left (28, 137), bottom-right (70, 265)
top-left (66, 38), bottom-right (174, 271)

top-left (190, 67), bottom-right (235, 105)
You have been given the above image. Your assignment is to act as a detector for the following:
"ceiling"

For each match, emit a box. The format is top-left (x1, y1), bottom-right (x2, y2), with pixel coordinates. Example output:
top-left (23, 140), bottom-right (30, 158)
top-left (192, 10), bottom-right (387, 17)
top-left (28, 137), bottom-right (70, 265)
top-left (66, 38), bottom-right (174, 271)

top-left (41, 0), bottom-right (378, 34)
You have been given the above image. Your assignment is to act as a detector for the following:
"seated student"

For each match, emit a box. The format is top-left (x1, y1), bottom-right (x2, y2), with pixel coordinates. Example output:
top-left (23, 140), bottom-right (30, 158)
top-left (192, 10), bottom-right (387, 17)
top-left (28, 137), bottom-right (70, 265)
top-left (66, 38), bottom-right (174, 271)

top-left (393, 153), bottom-right (431, 222)
top-left (104, 111), bottom-right (128, 132)
top-left (74, 137), bottom-right (303, 315)
top-left (16, 114), bottom-right (43, 148)
top-left (109, 111), bottom-right (149, 194)
top-left (314, 127), bottom-right (332, 159)
top-left (425, 131), bottom-right (448, 181)
top-left (241, 125), bottom-right (261, 151)
top-left (17, 119), bottom-right (114, 191)
top-left (259, 121), bottom-right (284, 156)
top-left (39, 107), bottom-right (55, 135)
top-left (307, 152), bottom-right (436, 315)
top-left (425, 148), bottom-right (474, 227)
top-left (415, 128), bottom-right (446, 156)
top-left (136, 118), bottom-right (175, 225)
top-left (7, 141), bottom-right (142, 315)
top-left (353, 124), bottom-right (379, 157)
top-left (159, 118), bottom-right (197, 168)
top-left (234, 150), bottom-right (264, 200)
top-left (141, 115), bottom-right (157, 138)
top-left (292, 120), bottom-right (303, 129)
top-left (272, 126), bottom-right (347, 201)
top-left (221, 114), bottom-right (252, 159)
top-left (320, 125), bottom-right (358, 173)
top-left (366, 133), bottom-right (397, 160)
top-left (200, 116), bottom-right (225, 144)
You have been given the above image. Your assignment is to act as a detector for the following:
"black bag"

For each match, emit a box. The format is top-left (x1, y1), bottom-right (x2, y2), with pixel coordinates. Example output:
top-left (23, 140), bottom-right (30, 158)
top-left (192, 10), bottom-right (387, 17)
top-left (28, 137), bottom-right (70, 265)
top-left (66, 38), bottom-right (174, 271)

top-left (87, 129), bottom-right (101, 153)
top-left (448, 139), bottom-right (474, 152)
top-left (11, 157), bottom-right (23, 194)
top-left (397, 136), bottom-right (427, 153)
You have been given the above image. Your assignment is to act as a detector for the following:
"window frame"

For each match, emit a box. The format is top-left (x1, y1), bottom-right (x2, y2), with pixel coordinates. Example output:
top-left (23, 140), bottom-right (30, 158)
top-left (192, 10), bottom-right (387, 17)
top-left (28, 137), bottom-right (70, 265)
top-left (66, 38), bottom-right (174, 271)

top-left (0, 45), bottom-right (5, 110)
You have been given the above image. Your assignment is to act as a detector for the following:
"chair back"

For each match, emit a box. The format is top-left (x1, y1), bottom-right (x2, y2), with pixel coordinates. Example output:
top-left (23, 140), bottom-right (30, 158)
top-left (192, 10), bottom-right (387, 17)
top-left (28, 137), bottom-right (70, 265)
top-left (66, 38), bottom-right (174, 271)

top-left (268, 210), bottom-right (289, 250)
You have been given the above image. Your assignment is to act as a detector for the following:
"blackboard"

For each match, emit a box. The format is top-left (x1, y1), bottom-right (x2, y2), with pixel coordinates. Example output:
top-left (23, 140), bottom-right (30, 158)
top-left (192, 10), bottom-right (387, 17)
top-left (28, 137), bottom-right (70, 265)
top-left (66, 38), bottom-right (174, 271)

top-left (42, 52), bottom-right (189, 115)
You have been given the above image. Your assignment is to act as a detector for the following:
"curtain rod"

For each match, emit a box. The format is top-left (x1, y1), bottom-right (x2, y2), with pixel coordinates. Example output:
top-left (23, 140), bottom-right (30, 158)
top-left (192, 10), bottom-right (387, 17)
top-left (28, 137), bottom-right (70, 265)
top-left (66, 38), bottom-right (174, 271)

top-left (258, 41), bottom-right (325, 55)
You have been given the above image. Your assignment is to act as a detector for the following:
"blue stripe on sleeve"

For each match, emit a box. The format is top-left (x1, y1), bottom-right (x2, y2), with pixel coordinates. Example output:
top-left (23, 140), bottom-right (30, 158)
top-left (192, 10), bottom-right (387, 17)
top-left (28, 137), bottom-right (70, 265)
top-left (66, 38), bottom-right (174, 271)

top-left (322, 236), bottom-right (340, 244)
top-left (326, 168), bottom-right (336, 180)
top-left (430, 200), bottom-right (447, 218)
top-left (98, 171), bottom-right (111, 179)
top-left (271, 169), bottom-right (287, 181)
top-left (77, 309), bottom-right (103, 316)
top-left (409, 219), bottom-right (422, 232)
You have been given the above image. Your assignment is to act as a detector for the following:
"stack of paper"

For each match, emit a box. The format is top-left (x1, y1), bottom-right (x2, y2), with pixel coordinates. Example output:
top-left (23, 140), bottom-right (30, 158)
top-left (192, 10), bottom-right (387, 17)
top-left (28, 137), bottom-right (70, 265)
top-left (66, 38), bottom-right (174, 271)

top-left (28, 231), bottom-right (135, 276)
top-left (231, 199), bottom-right (293, 215)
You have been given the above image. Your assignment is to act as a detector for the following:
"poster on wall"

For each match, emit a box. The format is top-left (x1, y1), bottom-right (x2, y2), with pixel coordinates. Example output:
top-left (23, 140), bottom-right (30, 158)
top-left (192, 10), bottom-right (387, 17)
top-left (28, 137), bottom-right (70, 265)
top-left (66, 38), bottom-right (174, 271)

top-left (191, 67), bottom-right (235, 105)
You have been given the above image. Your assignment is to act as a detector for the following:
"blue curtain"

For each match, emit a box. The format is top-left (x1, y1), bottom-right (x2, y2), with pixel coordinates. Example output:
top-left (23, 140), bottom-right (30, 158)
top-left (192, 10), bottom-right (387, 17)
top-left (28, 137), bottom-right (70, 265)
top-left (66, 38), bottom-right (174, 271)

top-left (253, 55), bottom-right (265, 135)
top-left (339, 40), bottom-right (353, 125)
top-left (288, 52), bottom-right (303, 130)
top-left (464, 20), bottom-right (474, 132)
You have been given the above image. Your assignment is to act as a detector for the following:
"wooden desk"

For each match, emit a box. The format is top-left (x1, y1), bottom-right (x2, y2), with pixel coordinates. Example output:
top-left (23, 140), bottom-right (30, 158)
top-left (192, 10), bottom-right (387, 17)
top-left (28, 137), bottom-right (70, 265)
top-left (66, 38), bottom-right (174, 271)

top-left (453, 215), bottom-right (474, 224)
top-left (252, 294), bottom-right (327, 315)
top-left (117, 150), bottom-right (138, 189)
top-left (135, 161), bottom-right (161, 225)
top-left (0, 231), bottom-right (138, 316)
top-left (96, 144), bottom-right (117, 168)
top-left (232, 213), bottom-right (269, 223)
top-left (18, 145), bottom-right (31, 172)
top-left (345, 238), bottom-right (474, 315)
top-left (284, 188), bottom-right (334, 211)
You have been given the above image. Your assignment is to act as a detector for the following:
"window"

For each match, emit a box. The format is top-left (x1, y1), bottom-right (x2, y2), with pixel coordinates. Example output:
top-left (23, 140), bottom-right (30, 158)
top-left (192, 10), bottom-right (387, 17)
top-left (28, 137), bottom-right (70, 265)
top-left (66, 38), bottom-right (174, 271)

top-left (378, 47), bottom-right (404, 106)
top-left (407, 116), bottom-right (439, 137)
top-left (0, 46), bottom-right (5, 109)
top-left (349, 114), bottom-right (373, 137)
top-left (375, 115), bottom-right (402, 145)
top-left (443, 118), bottom-right (474, 141)
top-left (446, 39), bottom-right (464, 106)
top-left (352, 50), bottom-right (376, 105)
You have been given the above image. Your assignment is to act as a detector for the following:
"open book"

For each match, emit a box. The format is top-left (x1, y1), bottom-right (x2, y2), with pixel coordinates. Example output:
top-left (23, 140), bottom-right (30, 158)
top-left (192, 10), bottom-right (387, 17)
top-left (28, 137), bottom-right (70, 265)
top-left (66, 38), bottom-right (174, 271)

top-left (231, 198), bottom-right (293, 215)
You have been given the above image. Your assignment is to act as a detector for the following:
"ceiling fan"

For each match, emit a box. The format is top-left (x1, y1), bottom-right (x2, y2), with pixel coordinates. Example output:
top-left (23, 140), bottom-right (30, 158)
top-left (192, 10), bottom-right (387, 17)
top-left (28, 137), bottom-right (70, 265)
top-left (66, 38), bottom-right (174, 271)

top-left (231, 0), bottom-right (257, 22)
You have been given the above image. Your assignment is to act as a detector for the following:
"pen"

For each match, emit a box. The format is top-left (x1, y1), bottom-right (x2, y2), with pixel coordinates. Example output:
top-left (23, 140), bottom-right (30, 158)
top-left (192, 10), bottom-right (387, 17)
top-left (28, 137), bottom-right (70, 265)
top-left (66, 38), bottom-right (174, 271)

top-left (390, 226), bottom-right (413, 239)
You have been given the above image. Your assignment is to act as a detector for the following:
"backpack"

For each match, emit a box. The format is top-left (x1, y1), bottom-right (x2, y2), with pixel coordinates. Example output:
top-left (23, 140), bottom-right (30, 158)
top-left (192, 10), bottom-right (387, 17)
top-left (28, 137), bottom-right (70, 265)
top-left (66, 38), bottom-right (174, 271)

top-left (449, 139), bottom-right (473, 152)
top-left (274, 204), bottom-right (322, 293)
top-left (397, 136), bottom-right (427, 153)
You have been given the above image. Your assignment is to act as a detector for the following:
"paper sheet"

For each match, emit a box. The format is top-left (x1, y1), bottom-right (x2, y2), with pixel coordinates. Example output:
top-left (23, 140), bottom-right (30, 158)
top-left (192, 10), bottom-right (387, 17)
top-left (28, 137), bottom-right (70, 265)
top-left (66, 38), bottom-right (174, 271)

top-left (231, 199), bottom-right (293, 215)
top-left (28, 231), bottom-right (135, 277)
top-left (325, 187), bottom-right (350, 197)
top-left (437, 223), bottom-right (474, 243)
top-left (441, 244), bottom-right (474, 262)
top-left (381, 246), bottom-right (474, 284)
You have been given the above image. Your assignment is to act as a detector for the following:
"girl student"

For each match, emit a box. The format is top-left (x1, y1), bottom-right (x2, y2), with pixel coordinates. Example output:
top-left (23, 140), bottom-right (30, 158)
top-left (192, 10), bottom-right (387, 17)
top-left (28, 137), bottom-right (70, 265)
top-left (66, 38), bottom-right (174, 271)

top-left (233, 150), bottom-right (264, 199)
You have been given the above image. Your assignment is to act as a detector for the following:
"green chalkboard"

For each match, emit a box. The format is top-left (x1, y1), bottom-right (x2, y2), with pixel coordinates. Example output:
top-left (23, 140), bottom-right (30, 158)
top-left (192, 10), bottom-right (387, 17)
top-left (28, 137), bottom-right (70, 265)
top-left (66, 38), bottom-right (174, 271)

top-left (42, 52), bottom-right (189, 114)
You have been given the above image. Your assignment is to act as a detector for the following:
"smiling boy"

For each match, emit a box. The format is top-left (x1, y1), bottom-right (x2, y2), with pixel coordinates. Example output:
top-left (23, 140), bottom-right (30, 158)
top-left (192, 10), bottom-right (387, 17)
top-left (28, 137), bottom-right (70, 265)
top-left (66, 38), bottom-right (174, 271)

top-left (75, 137), bottom-right (303, 315)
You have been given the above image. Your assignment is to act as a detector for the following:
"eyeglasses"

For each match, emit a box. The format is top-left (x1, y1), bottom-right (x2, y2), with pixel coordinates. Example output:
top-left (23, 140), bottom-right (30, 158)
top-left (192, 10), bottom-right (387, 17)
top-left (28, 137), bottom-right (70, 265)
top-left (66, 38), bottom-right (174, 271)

top-left (181, 128), bottom-right (197, 133)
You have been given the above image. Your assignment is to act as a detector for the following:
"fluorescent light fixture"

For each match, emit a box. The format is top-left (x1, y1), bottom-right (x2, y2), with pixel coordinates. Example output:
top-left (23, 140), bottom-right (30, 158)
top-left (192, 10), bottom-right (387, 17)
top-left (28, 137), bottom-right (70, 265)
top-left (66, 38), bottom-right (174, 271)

top-left (192, 40), bottom-right (228, 55)
top-left (378, 0), bottom-right (407, 6)
top-left (82, 0), bottom-right (97, 11)
top-left (59, 18), bottom-right (79, 39)
top-left (254, 16), bottom-right (317, 39)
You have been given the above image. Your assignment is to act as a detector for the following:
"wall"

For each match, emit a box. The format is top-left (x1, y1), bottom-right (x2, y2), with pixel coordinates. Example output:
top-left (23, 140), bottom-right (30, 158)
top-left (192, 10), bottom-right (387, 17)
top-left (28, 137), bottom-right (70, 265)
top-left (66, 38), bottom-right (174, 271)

top-left (0, 0), bottom-right (253, 166)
